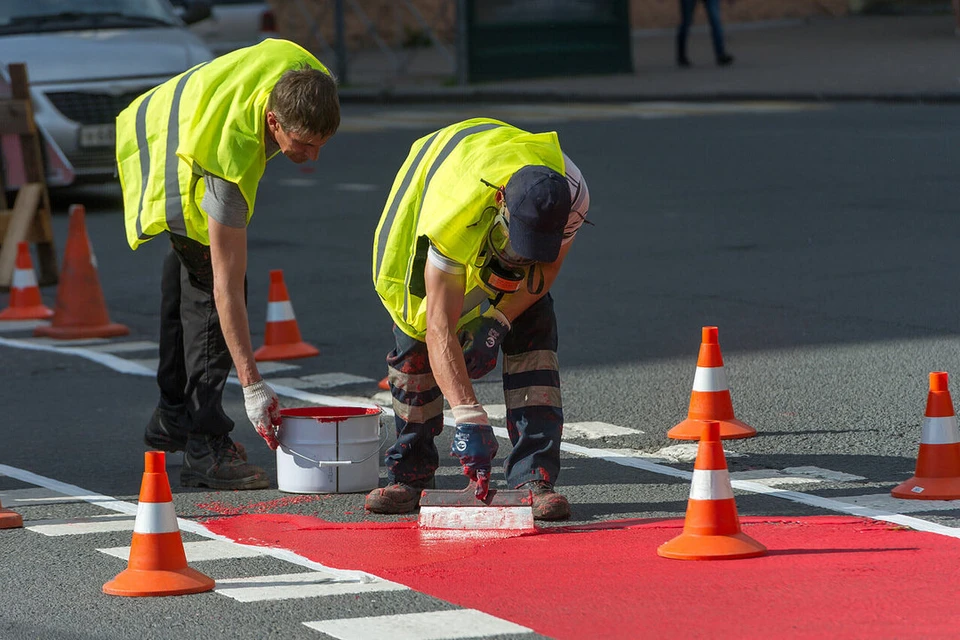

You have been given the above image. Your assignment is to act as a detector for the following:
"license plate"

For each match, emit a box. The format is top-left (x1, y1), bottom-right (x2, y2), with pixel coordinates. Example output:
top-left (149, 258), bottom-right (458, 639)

top-left (78, 124), bottom-right (115, 148)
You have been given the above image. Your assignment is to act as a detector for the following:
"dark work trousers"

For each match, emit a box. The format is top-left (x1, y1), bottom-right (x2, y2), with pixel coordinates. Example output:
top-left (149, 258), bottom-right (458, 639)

top-left (677, 0), bottom-right (727, 60)
top-left (383, 294), bottom-right (564, 488)
top-left (156, 233), bottom-right (241, 437)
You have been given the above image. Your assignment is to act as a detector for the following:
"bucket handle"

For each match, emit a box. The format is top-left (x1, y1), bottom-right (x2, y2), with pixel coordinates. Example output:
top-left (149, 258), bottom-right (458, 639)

top-left (278, 424), bottom-right (389, 468)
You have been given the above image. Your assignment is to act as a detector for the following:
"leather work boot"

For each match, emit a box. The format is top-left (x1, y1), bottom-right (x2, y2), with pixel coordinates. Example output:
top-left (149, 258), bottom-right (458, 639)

top-left (180, 434), bottom-right (267, 490)
top-left (522, 480), bottom-right (571, 521)
top-left (364, 477), bottom-right (435, 515)
top-left (144, 408), bottom-right (246, 461)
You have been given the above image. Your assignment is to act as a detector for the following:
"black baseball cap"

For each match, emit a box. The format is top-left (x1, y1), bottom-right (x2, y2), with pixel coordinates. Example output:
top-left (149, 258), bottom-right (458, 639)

top-left (503, 165), bottom-right (571, 263)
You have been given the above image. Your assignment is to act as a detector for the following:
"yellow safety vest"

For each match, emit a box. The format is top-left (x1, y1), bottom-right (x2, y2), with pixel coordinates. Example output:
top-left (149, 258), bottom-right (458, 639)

top-left (116, 38), bottom-right (330, 249)
top-left (373, 118), bottom-right (565, 340)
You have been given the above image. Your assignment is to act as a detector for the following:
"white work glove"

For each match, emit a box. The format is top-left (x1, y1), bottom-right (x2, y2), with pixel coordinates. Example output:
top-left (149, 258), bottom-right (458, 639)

top-left (243, 380), bottom-right (282, 450)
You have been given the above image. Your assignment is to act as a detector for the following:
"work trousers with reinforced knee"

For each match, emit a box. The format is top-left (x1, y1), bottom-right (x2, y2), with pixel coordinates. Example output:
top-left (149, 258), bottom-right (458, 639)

top-left (383, 294), bottom-right (563, 488)
top-left (155, 233), bottom-right (241, 437)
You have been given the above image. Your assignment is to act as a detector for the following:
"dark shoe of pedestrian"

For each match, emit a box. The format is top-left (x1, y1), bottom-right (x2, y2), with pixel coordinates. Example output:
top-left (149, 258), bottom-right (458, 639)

top-left (717, 53), bottom-right (734, 67)
top-left (180, 434), bottom-right (267, 490)
top-left (677, 56), bottom-right (691, 68)
top-left (144, 408), bottom-right (247, 460)
top-left (520, 480), bottom-right (571, 521)
top-left (364, 476), bottom-right (435, 515)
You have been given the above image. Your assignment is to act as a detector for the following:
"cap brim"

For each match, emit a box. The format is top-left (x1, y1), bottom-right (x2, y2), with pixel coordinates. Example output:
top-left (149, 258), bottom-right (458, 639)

top-left (509, 224), bottom-right (562, 263)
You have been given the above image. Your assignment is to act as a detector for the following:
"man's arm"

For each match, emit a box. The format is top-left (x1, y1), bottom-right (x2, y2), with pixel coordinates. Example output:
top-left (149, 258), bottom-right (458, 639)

top-left (423, 260), bottom-right (476, 406)
top-left (207, 216), bottom-right (260, 386)
top-left (496, 240), bottom-right (574, 323)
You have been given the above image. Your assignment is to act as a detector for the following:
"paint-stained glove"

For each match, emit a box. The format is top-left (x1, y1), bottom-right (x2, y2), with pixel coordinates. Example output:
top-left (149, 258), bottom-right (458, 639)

top-left (458, 307), bottom-right (511, 380)
top-left (243, 379), bottom-right (282, 450)
top-left (451, 404), bottom-right (499, 500)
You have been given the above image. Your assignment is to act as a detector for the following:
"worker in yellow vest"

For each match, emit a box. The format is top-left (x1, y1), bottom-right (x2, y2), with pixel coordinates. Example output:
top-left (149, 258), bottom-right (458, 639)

top-left (368, 118), bottom-right (591, 520)
top-left (115, 39), bottom-right (340, 490)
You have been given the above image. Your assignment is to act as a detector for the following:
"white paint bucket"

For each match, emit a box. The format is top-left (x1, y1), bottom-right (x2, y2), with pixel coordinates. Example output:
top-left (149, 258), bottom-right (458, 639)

top-left (276, 406), bottom-right (384, 494)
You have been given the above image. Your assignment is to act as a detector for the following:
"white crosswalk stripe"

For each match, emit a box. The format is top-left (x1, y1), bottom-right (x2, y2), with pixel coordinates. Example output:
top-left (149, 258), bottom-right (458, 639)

top-left (303, 609), bottom-right (532, 639)
top-left (28, 514), bottom-right (135, 536)
top-left (98, 540), bottom-right (265, 562)
top-left (215, 571), bottom-right (407, 602)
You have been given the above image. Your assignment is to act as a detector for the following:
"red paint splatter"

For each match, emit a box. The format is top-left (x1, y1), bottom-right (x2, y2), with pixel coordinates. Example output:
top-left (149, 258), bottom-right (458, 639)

top-left (195, 494), bottom-right (331, 517)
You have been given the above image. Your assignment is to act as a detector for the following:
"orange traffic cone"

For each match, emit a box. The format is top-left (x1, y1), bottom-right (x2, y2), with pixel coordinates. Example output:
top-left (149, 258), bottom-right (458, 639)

top-left (891, 372), bottom-right (960, 500)
top-left (34, 204), bottom-right (129, 340)
top-left (667, 326), bottom-right (756, 440)
top-left (0, 242), bottom-right (53, 320)
top-left (0, 496), bottom-right (23, 529)
top-left (103, 451), bottom-right (214, 597)
top-left (254, 269), bottom-right (319, 361)
top-left (658, 421), bottom-right (766, 560)
top-left (378, 376), bottom-right (389, 390)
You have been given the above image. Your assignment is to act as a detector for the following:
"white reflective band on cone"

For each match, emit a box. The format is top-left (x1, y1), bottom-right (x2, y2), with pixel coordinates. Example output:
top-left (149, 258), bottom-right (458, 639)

top-left (266, 300), bottom-right (295, 323)
top-left (133, 501), bottom-right (180, 534)
top-left (11, 268), bottom-right (36, 289)
top-left (921, 416), bottom-right (960, 445)
top-left (688, 469), bottom-right (735, 500)
top-left (692, 366), bottom-right (728, 392)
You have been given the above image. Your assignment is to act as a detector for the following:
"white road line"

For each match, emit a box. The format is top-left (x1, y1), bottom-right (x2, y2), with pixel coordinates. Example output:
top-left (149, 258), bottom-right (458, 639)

top-left (2, 337), bottom-right (959, 540)
top-left (84, 341), bottom-right (158, 354)
top-left (215, 572), bottom-right (407, 603)
top-left (28, 515), bottom-right (135, 536)
top-left (0, 487), bottom-right (109, 506)
top-left (303, 609), bottom-right (532, 640)
top-left (98, 540), bottom-right (264, 563)
top-left (564, 421), bottom-right (643, 438)
top-left (832, 493), bottom-right (960, 514)
top-left (0, 463), bottom-right (392, 586)
top-left (298, 372), bottom-right (377, 388)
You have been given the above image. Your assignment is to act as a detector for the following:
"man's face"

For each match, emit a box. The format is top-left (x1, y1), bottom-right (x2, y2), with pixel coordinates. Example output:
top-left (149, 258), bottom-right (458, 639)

top-left (266, 111), bottom-right (330, 163)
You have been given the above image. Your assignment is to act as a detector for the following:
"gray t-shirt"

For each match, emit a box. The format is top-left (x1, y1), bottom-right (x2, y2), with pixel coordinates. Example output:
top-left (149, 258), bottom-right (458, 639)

top-left (195, 135), bottom-right (281, 228)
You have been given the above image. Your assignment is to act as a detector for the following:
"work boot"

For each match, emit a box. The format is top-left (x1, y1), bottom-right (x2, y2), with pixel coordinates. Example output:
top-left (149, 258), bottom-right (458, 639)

top-left (144, 408), bottom-right (246, 460)
top-left (180, 434), bottom-right (267, 490)
top-left (521, 480), bottom-right (571, 521)
top-left (716, 53), bottom-right (734, 67)
top-left (364, 477), bottom-right (435, 515)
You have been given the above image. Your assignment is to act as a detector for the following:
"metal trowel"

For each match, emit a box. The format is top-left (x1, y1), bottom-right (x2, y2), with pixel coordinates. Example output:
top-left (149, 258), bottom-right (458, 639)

top-left (418, 485), bottom-right (535, 531)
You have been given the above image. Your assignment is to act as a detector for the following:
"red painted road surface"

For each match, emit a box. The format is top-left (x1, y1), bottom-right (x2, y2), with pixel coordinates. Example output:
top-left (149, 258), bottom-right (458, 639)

top-left (204, 515), bottom-right (960, 639)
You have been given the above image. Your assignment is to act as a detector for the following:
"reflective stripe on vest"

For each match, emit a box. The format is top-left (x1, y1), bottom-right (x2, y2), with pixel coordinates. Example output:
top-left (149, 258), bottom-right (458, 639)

top-left (399, 123), bottom-right (504, 321)
top-left (134, 64), bottom-right (208, 242)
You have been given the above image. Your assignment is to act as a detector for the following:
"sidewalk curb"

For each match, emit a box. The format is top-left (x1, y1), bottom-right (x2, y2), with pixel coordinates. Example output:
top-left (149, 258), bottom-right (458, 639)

top-left (338, 89), bottom-right (960, 105)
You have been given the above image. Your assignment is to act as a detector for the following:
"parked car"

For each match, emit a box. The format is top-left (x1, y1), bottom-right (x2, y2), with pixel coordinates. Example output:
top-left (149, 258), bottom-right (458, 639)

top-left (172, 0), bottom-right (275, 55)
top-left (0, 0), bottom-right (215, 187)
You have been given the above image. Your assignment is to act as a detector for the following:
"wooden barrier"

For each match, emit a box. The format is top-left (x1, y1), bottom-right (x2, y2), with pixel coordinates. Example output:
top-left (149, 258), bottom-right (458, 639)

top-left (0, 63), bottom-right (57, 290)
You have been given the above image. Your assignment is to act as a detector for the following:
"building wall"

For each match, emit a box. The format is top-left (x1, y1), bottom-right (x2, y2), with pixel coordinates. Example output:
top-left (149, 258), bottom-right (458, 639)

top-left (268, 0), bottom-right (937, 51)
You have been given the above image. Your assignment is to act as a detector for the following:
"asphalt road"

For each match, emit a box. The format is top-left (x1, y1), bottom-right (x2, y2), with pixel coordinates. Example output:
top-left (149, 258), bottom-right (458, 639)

top-left (2, 102), bottom-right (960, 639)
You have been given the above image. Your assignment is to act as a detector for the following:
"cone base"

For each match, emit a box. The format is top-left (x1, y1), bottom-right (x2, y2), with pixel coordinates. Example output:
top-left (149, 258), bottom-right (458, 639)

top-left (891, 476), bottom-right (960, 500)
top-left (34, 322), bottom-right (130, 340)
top-left (0, 509), bottom-right (23, 529)
top-left (668, 418), bottom-right (756, 440)
top-left (254, 341), bottom-right (319, 361)
top-left (102, 567), bottom-right (215, 597)
top-left (657, 531), bottom-right (767, 560)
top-left (0, 305), bottom-right (54, 320)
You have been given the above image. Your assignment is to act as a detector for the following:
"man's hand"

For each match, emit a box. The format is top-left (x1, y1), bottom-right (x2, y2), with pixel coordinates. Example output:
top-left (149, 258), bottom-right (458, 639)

top-left (450, 404), bottom-right (499, 499)
top-left (242, 380), bottom-right (282, 450)
top-left (458, 307), bottom-right (511, 379)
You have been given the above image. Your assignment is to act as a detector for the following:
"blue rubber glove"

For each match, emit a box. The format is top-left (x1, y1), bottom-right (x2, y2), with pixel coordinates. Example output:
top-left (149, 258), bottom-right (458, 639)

top-left (458, 307), bottom-right (511, 380)
top-left (450, 405), bottom-right (499, 499)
